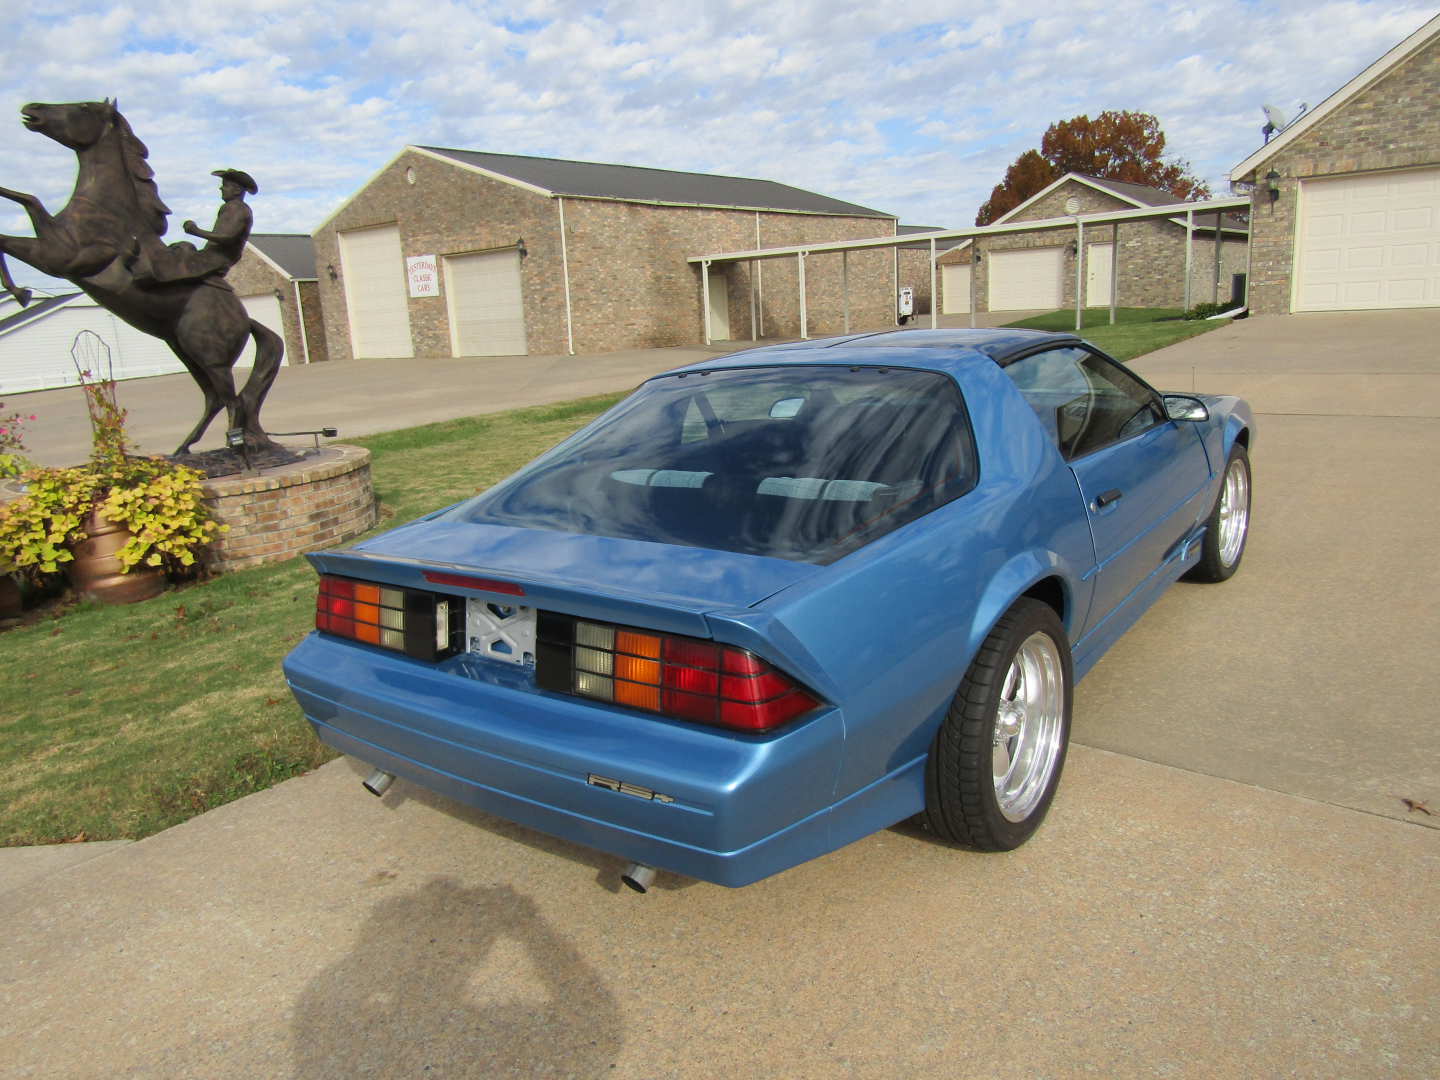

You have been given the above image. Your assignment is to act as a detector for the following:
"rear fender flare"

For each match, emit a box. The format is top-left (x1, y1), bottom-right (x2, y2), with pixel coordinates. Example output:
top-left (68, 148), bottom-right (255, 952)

top-left (963, 551), bottom-right (1076, 670)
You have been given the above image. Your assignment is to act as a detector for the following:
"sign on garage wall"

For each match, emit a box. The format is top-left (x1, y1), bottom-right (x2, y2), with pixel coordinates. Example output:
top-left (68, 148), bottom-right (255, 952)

top-left (407, 255), bottom-right (440, 298)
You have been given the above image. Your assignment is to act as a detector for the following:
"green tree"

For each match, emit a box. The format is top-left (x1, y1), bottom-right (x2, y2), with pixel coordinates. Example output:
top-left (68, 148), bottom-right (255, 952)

top-left (976, 111), bottom-right (1211, 225)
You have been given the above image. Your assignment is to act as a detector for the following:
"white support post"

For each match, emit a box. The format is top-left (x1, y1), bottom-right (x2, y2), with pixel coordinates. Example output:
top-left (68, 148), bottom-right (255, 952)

top-left (929, 238), bottom-right (938, 329)
top-left (1109, 222), bottom-right (1118, 325)
top-left (701, 259), bottom-right (712, 346)
top-left (798, 252), bottom-right (808, 340)
top-left (1184, 209), bottom-right (1194, 312)
top-left (842, 249), bottom-right (850, 334)
top-left (1074, 219), bottom-right (1084, 331)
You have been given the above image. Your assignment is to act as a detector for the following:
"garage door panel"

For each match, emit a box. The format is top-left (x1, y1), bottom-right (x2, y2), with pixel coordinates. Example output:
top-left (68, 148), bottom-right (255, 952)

top-left (989, 248), bottom-right (1063, 310)
top-left (1295, 167), bottom-right (1440, 311)
top-left (1393, 207), bottom-right (1432, 231)
top-left (339, 225), bottom-right (413, 358)
top-left (1393, 244), bottom-right (1428, 267)
top-left (1346, 246), bottom-right (1384, 270)
top-left (445, 250), bottom-right (527, 357)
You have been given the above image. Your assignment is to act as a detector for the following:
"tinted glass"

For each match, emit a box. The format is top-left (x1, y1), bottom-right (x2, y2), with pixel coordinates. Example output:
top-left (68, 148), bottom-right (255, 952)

top-left (453, 366), bottom-right (977, 563)
top-left (1002, 346), bottom-right (1162, 458)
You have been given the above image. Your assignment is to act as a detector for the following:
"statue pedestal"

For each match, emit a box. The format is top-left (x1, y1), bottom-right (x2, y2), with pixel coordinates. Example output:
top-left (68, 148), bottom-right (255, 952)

top-left (200, 444), bottom-right (377, 572)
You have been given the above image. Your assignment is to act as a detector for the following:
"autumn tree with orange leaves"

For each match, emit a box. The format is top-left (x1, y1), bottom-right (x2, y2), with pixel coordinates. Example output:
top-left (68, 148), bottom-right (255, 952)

top-left (975, 111), bottom-right (1211, 225)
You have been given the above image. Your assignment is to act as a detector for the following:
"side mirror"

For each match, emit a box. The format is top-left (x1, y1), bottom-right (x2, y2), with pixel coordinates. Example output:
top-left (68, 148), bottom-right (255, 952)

top-left (1163, 394), bottom-right (1210, 422)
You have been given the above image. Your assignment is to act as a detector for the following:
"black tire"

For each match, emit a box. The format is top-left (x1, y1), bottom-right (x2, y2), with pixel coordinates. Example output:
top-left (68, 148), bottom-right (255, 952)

top-left (922, 598), bottom-right (1073, 851)
top-left (1186, 443), bottom-right (1251, 583)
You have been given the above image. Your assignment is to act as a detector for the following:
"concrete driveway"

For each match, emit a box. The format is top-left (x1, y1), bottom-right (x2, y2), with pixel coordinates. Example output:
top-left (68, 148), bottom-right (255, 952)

top-left (2, 311), bottom-right (1438, 1078)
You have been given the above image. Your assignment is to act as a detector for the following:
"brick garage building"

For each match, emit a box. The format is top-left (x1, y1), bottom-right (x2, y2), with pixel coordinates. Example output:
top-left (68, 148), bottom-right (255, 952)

top-left (312, 147), bottom-right (899, 362)
top-left (228, 234), bottom-right (329, 365)
top-left (935, 173), bottom-right (1248, 315)
top-left (1230, 13), bottom-right (1440, 315)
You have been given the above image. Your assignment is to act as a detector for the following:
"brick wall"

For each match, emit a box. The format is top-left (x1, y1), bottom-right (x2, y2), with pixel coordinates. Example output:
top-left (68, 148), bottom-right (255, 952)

top-left (935, 178), bottom-right (1248, 311)
top-left (562, 200), bottom-right (898, 349)
top-left (1238, 35), bottom-right (1440, 314)
top-left (296, 281), bottom-right (329, 364)
top-left (201, 445), bottom-right (376, 572)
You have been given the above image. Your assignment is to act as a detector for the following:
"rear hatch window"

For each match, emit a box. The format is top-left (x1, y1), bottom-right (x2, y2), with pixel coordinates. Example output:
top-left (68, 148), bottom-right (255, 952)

top-left (452, 366), bottom-right (977, 563)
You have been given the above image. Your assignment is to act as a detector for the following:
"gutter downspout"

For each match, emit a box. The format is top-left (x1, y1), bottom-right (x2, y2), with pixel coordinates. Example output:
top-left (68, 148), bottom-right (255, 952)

top-left (557, 196), bottom-right (575, 355)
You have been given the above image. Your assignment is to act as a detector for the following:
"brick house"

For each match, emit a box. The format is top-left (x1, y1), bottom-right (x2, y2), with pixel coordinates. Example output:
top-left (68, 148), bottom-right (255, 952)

top-left (935, 173), bottom-right (1248, 315)
top-left (228, 234), bottom-right (329, 365)
top-left (1230, 13), bottom-right (1439, 314)
top-left (312, 147), bottom-right (898, 362)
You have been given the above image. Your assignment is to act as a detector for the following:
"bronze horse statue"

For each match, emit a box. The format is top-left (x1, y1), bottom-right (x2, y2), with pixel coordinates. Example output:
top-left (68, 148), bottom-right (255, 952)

top-left (0, 100), bottom-right (281, 454)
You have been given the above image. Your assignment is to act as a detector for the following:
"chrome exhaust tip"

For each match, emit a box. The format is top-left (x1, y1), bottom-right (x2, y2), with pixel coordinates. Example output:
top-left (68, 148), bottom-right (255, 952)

top-left (620, 862), bottom-right (657, 893)
top-left (363, 769), bottom-right (396, 797)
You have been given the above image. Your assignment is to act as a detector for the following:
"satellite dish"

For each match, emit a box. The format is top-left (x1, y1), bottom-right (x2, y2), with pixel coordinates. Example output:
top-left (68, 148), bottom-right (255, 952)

top-left (1262, 104), bottom-right (1287, 131)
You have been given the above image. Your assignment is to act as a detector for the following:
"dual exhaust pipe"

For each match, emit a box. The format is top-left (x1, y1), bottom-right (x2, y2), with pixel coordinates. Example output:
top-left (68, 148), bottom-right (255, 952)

top-left (362, 769), bottom-right (659, 894)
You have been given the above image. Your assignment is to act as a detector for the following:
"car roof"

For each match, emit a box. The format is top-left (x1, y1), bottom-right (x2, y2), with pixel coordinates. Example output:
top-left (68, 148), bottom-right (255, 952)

top-left (664, 328), bottom-right (1083, 379)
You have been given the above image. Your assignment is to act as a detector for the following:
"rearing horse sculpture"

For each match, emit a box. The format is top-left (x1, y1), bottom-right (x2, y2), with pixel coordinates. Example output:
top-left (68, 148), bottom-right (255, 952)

top-left (0, 99), bottom-right (281, 454)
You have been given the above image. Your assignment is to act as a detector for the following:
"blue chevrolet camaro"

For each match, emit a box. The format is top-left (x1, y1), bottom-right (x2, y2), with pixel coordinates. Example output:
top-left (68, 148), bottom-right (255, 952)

top-left (283, 328), bottom-right (1253, 889)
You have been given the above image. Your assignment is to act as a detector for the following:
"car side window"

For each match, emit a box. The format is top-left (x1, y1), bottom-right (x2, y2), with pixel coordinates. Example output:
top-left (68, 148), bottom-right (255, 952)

top-left (1003, 346), bottom-right (1163, 459)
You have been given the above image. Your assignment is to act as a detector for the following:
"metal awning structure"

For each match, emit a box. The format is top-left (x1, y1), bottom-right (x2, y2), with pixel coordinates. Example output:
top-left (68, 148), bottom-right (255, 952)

top-left (688, 196), bottom-right (1250, 343)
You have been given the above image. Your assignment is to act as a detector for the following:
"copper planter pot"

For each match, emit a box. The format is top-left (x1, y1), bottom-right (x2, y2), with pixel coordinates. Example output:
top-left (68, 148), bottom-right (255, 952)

top-left (67, 510), bottom-right (165, 604)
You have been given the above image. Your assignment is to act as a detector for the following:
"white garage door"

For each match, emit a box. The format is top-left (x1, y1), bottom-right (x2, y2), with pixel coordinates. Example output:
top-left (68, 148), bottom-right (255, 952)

top-left (1294, 167), bottom-right (1440, 311)
top-left (236, 292), bottom-right (288, 368)
top-left (989, 248), bottom-right (1063, 310)
top-left (941, 264), bottom-right (972, 314)
top-left (445, 250), bottom-right (528, 356)
top-left (339, 225), bottom-right (413, 358)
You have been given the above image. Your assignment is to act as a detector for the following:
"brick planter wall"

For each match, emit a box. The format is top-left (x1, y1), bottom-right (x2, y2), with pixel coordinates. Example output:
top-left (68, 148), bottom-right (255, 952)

top-left (201, 445), bottom-right (376, 572)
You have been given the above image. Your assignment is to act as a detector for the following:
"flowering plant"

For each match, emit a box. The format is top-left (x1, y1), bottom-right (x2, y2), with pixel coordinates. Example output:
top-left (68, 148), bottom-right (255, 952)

top-left (0, 400), bottom-right (36, 479)
top-left (0, 373), bottom-right (223, 583)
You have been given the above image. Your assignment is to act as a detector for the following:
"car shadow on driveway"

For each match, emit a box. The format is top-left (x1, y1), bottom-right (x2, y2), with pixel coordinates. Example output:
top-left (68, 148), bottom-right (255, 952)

top-left (290, 876), bottom-right (624, 1077)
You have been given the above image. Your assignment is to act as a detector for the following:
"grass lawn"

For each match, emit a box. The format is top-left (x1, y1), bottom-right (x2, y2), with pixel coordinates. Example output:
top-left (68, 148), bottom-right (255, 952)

top-left (0, 392), bottom-right (624, 846)
top-left (1002, 307), bottom-right (1226, 362)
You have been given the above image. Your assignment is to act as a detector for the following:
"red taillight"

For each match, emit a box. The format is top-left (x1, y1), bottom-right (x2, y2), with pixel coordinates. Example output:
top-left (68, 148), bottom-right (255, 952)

top-left (536, 613), bottom-right (821, 733)
top-left (315, 575), bottom-right (461, 661)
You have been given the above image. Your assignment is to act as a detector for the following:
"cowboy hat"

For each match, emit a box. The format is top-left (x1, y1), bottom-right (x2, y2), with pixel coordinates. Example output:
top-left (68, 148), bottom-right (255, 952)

top-left (211, 168), bottom-right (258, 195)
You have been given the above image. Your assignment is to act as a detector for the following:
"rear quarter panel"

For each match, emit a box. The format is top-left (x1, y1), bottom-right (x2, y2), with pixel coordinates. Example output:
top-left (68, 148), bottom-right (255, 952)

top-left (750, 361), bottom-right (1096, 804)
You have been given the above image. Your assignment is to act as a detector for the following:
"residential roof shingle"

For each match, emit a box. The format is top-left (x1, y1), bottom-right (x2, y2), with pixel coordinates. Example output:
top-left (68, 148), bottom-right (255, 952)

top-left (247, 234), bottom-right (317, 279)
top-left (417, 146), bottom-right (896, 219)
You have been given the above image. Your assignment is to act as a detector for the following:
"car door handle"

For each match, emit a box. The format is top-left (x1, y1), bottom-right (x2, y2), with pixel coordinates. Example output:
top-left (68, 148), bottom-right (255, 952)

top-left (1094, 489), bottom-right (1123, 509)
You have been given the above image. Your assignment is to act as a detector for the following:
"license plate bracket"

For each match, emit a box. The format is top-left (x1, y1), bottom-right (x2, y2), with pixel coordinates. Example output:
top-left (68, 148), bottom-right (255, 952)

top-left (465, 600), bottom-right (537, 667)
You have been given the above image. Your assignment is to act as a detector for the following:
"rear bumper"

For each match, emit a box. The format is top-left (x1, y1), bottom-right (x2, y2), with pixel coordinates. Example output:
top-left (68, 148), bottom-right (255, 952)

top-left (283, 633), bottom-right (847, 886)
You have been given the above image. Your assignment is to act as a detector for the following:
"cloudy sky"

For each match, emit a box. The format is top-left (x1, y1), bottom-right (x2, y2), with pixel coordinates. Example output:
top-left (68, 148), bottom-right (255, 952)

top-left (0, 0), bottom-right (1433, 286)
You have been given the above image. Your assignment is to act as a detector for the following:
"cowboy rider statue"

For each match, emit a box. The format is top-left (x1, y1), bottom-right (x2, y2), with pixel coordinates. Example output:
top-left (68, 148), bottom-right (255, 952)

top-left (132, 167), bottom-right (256, 285)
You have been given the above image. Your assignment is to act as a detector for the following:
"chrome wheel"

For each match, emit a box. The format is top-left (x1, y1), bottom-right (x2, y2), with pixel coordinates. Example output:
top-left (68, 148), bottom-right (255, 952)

top-left (992, 632), bottom-right (1066, 823)
top-left (1217, 456), bottom-right (1250, 568)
